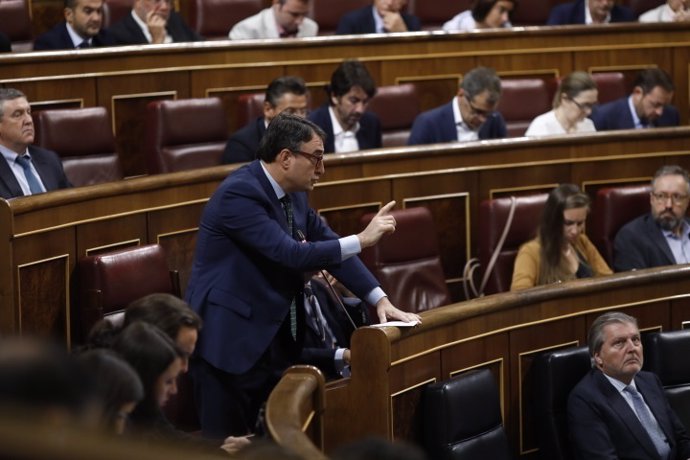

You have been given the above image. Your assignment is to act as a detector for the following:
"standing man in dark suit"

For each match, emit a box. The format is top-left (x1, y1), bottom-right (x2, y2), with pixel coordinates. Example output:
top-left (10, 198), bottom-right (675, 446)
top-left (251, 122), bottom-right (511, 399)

top-left (33, 0), bottom-right (115, 50)
top-left (336, 0), bottom-right (421, 34)
top-left (186, 113), bottom-right (420, 438)
top-left (590, 68), bottom-right (679, 131)
top-left (568, 311), bottom-right (690, 459)
top-left (408, 66), bottom-right (507, 146)
top-left (109, 0), bottom-right (201, 45)
top-left (223, 76), bottom-right (308, 164)
top-left (613, 165), bottom-right (690, 272)
top-left (308, 60), bottom-right (382, 154)
top-left (547, 0), bottom-right (635, 24)
top-left (0, 88), bottom-right (71, 200)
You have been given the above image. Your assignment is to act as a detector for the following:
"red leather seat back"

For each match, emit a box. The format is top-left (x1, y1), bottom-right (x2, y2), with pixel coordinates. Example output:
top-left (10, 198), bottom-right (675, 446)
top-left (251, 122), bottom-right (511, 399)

top-left (1, 0), bottom-right (32, 52)
top-left (190, 0), bottom-right (263, 39)
top-left (368, 84), bottom-right (421, 147)
top-left (499, 78), bottom-right (553, 137)
top-left (591, 72), bottom-right (628, 105)
top-left (102, 0), bottom-right (133, 27)
top-left (236, 92), bottom-right (265, 129)
top-left (408, 0), bottom-right (471, 30)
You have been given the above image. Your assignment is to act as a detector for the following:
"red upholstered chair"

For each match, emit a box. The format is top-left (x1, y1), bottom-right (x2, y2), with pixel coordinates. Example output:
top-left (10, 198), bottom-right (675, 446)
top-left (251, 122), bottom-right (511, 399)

top-left (367, 84), bottom-right (421, 147)
top-left (0, 0), bottom-right (32, 52)
top-left (310, 0), bottom-right (370, 34)
top-left (589, 184), bottom-right (651, 267)
top-left (477, 193), bottom-right (548, 295)
top-left (591, 72), bottom-right (628, 105)
top-left (236, 92), bottom-right (265, 130)
top-left (359, 206), bottom-right (450, 315)
top-left (190, 0), bottom-right (263, 39)
top-left (144, 98), bottom-right (228, 174)
top-left (408, 0), bottom-right (471, 30)
top-left (103, 0), bottom-right (133, 27)
top-left (499, 78), bottom-right (553, 137)
top-left (34, 107), bottom-right (123, 187)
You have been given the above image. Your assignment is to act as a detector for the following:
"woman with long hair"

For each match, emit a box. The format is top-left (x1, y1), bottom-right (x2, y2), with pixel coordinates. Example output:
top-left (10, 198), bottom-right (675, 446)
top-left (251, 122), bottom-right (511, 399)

top-left (511, 184), bottom-right (612, 290)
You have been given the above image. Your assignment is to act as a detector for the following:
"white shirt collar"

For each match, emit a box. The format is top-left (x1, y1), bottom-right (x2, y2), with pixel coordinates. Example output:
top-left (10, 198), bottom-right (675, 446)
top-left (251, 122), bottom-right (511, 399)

top-left (65, 22), bottom-right (89, 48)
top-left (627, 95), bottom-right (645, 128)
top-left (260, 160), bottom-right (285, 199)
top-left (603, 372), bottom-right (637, 393)
top-left (328, 105), bottom-right (360, 137)
top-left (372, 6), bottom-right (386, 33)
top-left (585, 0), bottom-right (612, 24)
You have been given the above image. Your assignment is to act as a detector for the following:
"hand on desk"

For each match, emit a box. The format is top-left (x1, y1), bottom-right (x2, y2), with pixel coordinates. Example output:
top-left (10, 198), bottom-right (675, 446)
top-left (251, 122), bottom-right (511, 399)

top-left (220, 435), bottom-right (252, 455)
top-left (375, 296), bottom-right (422, 324)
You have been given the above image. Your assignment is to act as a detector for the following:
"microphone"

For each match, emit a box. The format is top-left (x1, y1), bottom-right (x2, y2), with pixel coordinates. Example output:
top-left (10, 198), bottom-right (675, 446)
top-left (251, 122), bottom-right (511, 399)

top-left (297, 229), bottom-right (359, 330)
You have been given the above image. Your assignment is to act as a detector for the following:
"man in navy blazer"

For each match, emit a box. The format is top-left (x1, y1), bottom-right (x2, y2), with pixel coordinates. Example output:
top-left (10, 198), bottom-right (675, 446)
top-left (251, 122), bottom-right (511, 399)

top-left (591, 68), bottom-right (679, 131)
top-left (614, 165), bottom-right (690, 272)
top-left (33, 0), bottom-right (115, 50)
top-left (0, 89), bottom-right (71, 200)
top-left (336, 0), bottom-right (421, 34)
top-left (223, 76), bottom-right (309, 164)
top-left (109, 0), bottom-right (201, 45)
top-left (186, 113), bottom-right (419, 438)
top-left (568, 311), bottom-right (690, 459)
top-left (547, 0), bottom-right (635, 24)
top-left (308, 60), bottom-right (382, 154)
top-left (408, 66), bottom-right (507, 146)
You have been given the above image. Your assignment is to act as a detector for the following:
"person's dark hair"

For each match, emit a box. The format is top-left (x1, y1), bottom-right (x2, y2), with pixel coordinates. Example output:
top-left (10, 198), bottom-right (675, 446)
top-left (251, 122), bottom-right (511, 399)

top-left (634, 68), bottom-right (674, 95)
top-left (64, 0), bottom-right (80, 9)
top-left (0, 88), bottom-right (27, 120)
top-left (331, 436), bottom-right (428, 460)
top-left (461, 67), bottom-right (502, 104)
top-left (257, 112), bottom-right (326, 162)
top-left (652, 164), bottom-right (690, 195)
top-left (265, 76), bottom-right (308, 108)
top-left (124, 293), bottom-right (202, 341)
top-left (327, 59), bottom-right (377, 103)
top-left (587, 311), bottom-right (637, 359)
top-left (554, 71), bottom-right (596, 108)
top-left (537, 183), bottom-right (590, 285)
top-left (471, 0), bottom-right (515, 22)
top-left (75, 349), bottom-right (143, 432)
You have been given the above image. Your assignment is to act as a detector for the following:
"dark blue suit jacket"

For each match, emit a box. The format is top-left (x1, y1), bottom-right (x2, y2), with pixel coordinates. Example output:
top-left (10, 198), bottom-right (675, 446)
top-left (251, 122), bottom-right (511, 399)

top-left (0, 31), bottom-right (11, 52)
top-left (222, 117), bottom-right (266, 164)
top-left (33, 22), bottom-right (116, 50)
top-left (336, 5), bottom-right (421, 34)
top-left (185, 160), bottom-right (379, 375)
top-left (109, 11), bottom-right (201, 45)
top-left (613, 213), bottom-right (689, 272)
top-left (547, 0), bottom-right (635, 24)
top-left (407, 101), bottom-right (507, 146)
top-left (0, 146), bottom-right (71, 199)
top-left (568, 369), bottom-right (690, 460)
top-left (308, 105), bottom-right (382, 154)
top-left (590, 97), bottom-right (680, 131)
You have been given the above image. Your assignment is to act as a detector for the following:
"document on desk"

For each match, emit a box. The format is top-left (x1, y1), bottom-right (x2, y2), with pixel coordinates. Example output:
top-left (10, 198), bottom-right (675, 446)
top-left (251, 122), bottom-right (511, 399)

top-left (370, 320), bottom-right (420, 328)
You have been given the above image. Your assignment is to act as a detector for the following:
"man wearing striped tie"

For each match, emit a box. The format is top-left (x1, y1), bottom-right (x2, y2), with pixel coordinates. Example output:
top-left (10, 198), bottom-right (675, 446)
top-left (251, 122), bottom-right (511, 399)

top-left (0, 88), bottom-right (71, 199)
top-left (568, 312), bottom-right (690, 459)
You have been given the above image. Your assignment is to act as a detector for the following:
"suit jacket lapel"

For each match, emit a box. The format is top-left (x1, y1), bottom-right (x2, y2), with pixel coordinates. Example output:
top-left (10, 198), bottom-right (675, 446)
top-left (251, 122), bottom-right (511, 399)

top-left (441, 102), bottom-right (457, 141)
top-left (637, 375), bottom-right (674, 452)
top-left (0, 155), bottom-right (25, 199)
top-left (645, 214), bottom-right (676, 265)
top-left (249, 160), bottom-right (291, 234)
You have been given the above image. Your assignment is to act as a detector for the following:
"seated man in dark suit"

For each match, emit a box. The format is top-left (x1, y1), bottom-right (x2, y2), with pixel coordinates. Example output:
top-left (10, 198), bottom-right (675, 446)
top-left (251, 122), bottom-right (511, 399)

top-left (34, 0), bottom-right (115, 50)
top-left (109, 0), bottom-right (201, 45)
top-left (407, 66), bottom-right (507, 146)
top-left (336, 0), bottom-right (421, 34)
top-left (223, 76), bottom-right (308, 164)
top-left (614, 165), bottom-right (690, 272)
top-left (0, 31), bottom-right (11, 52)
top-left (568, 311), bottom-right (690, 459)
top-left (547, 0), bottom-right (635, 24)
top-left (0, 88), bottom-right (71, 200)
top-left (308, 60), bottom-right (382, 154)
top-left (590, 68), bottom-right (679, 131)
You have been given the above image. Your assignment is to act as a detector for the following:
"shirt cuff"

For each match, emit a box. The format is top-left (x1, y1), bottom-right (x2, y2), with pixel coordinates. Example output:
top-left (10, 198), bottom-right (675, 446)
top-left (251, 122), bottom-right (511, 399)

top-left (334, 347), bottom-right (348, 376)
top-left (339, 235), bottom-right (361, 261)
top-left (364, 287), bottom-right (386, 306)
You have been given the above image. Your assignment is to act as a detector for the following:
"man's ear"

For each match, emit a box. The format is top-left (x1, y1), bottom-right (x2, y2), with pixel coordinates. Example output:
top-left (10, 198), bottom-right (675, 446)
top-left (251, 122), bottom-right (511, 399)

top-left (64, 7), bottom-right (74, 23)
top-left (277, 149), bottom-right (292, 169)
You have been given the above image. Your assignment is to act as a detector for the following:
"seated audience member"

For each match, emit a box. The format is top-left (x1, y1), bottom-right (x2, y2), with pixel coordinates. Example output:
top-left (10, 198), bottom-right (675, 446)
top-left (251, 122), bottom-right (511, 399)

top-left (33, 0), bottom-right (115, 50)
top-left (0, 31), bottom-right (10, 52)
top-left (511, 184), bottom-right (611, 290)
top-left (76, 349), bottom-right (143, 435)
top-left (407, 66), bottom-right (506, 146)
top-left (443, 0), bottom-right (515, 32)
top-left (223, 76), bottom-right (308, 164)
top-left (590, 68), bottom-right (679, 131)
top-left (0, 88), bottom-right (71, 199)
top-left (525, 71), bottom-right (597, 136)
top-left (309, 60), bottom-right (382, 153)
top-left (614, 165), bottom-right (690, 272)
top-left (640, 0), bottom-right (690, 21)
top-left (109, 0), bottom-right (201, 45)
top-left (229, 0), bottom-right (318, 39)
top-left (547, 0), bottom-right (635, 24)
top-left (568, 311), bottom-right (690, 459)
top-left (336, 0), bottom-right (421, 34)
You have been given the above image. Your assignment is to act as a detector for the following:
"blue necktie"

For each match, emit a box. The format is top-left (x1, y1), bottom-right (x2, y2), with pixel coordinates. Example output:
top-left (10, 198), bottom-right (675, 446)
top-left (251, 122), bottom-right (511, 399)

top-left (15, 155), bottom-right (43, 195)
top-left (280, 195), bottom-right (297, 339)
top-left (624, 385), bottom-right (670, 459)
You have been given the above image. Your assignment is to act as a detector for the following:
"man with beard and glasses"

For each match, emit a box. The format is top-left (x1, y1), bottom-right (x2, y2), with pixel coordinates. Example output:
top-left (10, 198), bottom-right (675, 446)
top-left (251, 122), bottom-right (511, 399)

top-left (613, 165), bottom-right (690, 272)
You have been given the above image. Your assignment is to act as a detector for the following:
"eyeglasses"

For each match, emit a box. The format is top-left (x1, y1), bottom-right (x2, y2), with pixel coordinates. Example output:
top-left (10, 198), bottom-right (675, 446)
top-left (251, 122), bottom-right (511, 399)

top-left (464, 95), bottom-right (494, 118)
top-left (569, 97), bottom-right (595, 111)
top-left (651, 192), bottom-right (689, 205)
top-left (291, 149), bottom-right (324, 168)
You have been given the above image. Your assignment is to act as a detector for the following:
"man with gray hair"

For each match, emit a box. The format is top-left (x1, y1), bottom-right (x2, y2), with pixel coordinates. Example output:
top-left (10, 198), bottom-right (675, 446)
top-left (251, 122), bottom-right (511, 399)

top-left (568, 311), bottom-right (690, 459)
top-left (613, 165), bottom-right (690, 272)
top-left (407, 66), bottom-right (507, 146)
top-left (0, 88), bottom-right (71, 199)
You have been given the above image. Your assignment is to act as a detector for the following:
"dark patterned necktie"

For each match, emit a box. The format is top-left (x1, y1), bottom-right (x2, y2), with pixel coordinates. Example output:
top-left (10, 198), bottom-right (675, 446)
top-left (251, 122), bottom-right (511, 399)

top-left (280, 195), bottom-right (297, 339)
